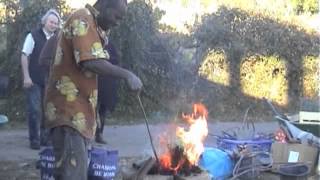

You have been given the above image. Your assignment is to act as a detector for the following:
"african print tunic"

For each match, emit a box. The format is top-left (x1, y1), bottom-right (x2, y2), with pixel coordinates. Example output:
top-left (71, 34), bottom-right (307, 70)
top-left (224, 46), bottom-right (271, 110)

top-left (44, 5), bottom-right (109, 139)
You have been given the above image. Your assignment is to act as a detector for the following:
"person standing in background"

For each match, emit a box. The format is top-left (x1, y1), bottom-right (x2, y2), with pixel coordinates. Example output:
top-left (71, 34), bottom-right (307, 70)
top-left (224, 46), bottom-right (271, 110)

top-left (21, 9), bottom-right (61, 149)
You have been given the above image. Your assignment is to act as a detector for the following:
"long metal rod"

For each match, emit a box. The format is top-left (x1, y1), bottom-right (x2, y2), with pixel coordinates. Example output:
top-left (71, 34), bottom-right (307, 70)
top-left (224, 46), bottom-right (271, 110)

top-left (137, 94), bottom-right (159, 163)
top-left (265, 99), bottom-right (289, 120)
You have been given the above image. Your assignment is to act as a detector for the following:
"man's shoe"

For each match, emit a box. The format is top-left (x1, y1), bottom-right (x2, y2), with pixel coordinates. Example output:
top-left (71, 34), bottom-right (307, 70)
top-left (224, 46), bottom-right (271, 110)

top-left (30, 142), bottom-right (40, 150)
top-left (95, 133), bottom-right (107, 144)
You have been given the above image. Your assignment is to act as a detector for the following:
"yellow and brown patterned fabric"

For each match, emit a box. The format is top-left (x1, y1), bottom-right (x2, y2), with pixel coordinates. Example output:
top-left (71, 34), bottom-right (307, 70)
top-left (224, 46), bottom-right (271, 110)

top-left (44, 6), bottom-right (109, 139)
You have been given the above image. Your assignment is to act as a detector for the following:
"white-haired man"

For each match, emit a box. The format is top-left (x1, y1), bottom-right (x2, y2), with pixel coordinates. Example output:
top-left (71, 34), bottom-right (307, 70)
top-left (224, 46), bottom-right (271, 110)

top-left (21, 9), bottom-right (61, 150)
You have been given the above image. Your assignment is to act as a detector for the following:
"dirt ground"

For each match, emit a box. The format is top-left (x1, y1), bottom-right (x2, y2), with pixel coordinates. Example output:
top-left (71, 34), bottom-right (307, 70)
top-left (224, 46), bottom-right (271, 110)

top-left (0, 121), bottom-right (318, 180)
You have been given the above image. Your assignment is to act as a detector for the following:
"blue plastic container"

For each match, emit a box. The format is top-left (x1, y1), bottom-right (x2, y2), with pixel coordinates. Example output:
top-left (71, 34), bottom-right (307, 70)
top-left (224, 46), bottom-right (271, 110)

top-left (88, 147), bottom-right (118, 180)
top-left (39, 146), bottom-right (118, 180)
top-left (39, 147), bottom-right (55, 180)
top-left (0, 115), bottom-right (8, 124)
top-left (199, 148), bottom-right (234, 179)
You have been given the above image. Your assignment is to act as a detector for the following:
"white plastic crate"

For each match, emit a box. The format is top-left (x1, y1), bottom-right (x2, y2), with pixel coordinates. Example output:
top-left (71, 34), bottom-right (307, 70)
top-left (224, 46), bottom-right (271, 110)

top-left (299, 111), bottom-right (320, 124)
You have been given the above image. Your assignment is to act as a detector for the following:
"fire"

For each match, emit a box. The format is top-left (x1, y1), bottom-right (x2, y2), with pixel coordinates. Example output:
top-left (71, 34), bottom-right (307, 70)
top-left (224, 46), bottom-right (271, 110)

top-left (159, 103), bottom-right (209, 174)
top-left (178, 103), bottom-right (208, 164)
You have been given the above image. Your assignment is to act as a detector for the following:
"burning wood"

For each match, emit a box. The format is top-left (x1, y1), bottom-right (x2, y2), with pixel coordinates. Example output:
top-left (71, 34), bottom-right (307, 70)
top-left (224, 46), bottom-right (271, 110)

top-left (149, 145), bottom-right (202, 176)
top-left (124, 103), bottom-right (210, 179)
top-left (151, 103), bottom-right (209, 176)
top-left (123, 157), bottom-right (156, 180)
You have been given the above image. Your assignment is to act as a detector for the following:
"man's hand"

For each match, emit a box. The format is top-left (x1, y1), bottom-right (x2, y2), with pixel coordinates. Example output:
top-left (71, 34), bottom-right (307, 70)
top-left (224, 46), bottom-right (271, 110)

top-left (21, 53), bottom-right (33, 88)
top-left (126, 72), bottom-right (143, 91)
top-left (23, 76), bottom-right (33, 88)
top-left (81, 60), bottom-right (143, 91)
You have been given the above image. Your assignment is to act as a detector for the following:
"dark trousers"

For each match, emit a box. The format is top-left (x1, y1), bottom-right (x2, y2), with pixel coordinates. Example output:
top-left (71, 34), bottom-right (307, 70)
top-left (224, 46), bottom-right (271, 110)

top-left (25, 84), bottom-right (42, 145)
top-left (96, 104), bottom-right (109, 134)
top-left (51, 126), bottom-right (89, 180)
top-left (25, 84), bottom-right (49, 145)
top-left (96, 72), bottom-right (119, 135)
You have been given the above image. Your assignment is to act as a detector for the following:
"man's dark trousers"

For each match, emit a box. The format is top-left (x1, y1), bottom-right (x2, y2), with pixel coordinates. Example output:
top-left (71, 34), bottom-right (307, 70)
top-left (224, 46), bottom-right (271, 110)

top-left (51, 126), bottom-right (88, 180)
top-left (25, 84), bottom-right (42, 147)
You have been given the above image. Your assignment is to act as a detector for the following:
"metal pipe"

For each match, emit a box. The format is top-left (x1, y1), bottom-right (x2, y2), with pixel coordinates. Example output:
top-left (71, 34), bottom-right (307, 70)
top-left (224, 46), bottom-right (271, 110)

top-left (137, 94), bottom-right (160, 164)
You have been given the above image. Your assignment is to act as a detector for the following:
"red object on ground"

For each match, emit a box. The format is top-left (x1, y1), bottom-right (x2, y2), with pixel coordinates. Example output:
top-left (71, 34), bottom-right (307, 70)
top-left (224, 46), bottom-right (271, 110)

top-left (274, 129), bottom-right (287, 143)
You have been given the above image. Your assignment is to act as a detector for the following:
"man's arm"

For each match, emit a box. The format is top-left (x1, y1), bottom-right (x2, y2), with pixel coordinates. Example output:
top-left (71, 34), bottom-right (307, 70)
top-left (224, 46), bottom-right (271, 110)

top-left (21, 33), bottom-right (35, 88)
top-left (21, 53), bottom-right (33, 88)
top-left (81, 60), bottom-right (142, 91)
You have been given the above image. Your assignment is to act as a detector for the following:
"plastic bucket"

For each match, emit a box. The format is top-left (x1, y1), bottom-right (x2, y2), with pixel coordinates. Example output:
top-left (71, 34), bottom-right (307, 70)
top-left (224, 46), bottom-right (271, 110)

top-left (39, 146), bottom-right (119, 180)
top-left (88, 147), bottom-right (118, 180)
top-left (39, 147), bottom-right (55, 180)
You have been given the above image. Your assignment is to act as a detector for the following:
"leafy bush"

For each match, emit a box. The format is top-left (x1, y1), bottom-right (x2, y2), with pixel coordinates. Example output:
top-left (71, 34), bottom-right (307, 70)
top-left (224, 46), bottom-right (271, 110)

top-left (240, 55), bottom-right (288, 105)
top-left (110, 0), bottom-right (176, 119)
top-left (302, 56), bottom-right (319, 97)
top-left (291, 0), bottom-right (319, 14)
top-left (199, 49), bottom-right (230, 86)
top-left (192, 6), bottom-right (319, 115)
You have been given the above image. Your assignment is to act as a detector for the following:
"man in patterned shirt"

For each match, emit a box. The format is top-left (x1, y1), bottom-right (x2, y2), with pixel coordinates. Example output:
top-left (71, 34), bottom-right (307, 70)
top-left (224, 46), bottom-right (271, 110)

top-left (44, 0), bottom-right (142, 179)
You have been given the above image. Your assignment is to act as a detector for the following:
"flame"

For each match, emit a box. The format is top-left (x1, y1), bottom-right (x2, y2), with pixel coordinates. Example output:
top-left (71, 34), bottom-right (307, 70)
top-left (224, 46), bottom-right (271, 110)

top-left (179, 103), bottom-right (208, 165)
top-left (159, 103), bottom-right (209, 173)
